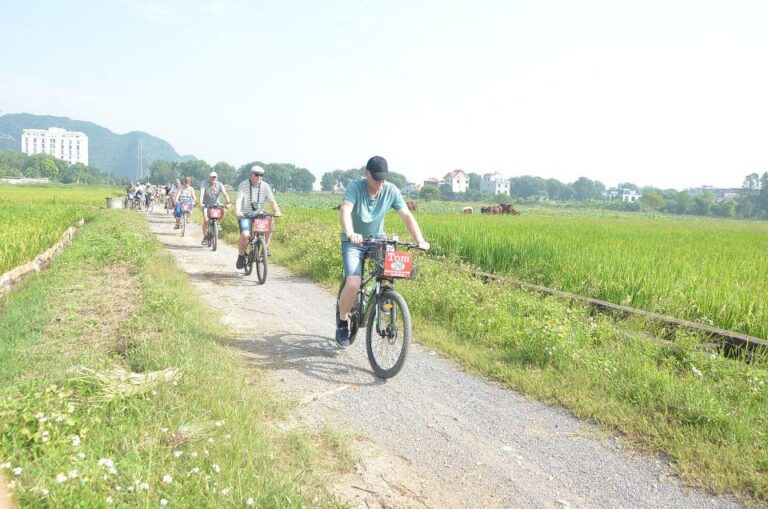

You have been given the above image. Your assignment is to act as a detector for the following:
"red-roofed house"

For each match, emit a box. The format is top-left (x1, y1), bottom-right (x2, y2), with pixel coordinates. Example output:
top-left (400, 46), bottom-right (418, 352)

top-left (443, 170), bottom-right (469, 193)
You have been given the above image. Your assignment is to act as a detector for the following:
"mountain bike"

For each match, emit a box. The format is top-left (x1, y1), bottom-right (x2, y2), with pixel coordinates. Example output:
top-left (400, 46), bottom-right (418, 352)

top-left (335, 237), bottom-right (425, 379)
top-left (179, 201), bottom-right (193, 237)
top-left (243, 212), bottom-right (273, 284)
top-left (204, 205), bottom-right (226, 251)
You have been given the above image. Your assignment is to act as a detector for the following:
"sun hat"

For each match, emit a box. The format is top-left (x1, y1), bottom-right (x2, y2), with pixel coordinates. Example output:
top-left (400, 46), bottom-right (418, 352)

top-left (250, 165), bottom-right (265, 175)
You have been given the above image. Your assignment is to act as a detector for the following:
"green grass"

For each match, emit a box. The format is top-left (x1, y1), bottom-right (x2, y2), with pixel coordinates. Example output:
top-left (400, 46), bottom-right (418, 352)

top-left (0, 184), bottom-right (122, 274)
top-left (0, 210), bottom-right (347, 508)
top-left (268, 207), bottom-right (768, 504)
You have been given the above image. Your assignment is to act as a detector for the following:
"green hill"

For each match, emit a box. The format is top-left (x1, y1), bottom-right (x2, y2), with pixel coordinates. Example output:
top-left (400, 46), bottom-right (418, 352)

top-left (0, 113), bottom-right (193, 179)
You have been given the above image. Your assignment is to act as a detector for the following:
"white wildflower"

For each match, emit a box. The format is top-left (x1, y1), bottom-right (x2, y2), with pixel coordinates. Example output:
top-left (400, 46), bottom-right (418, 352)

top-left (188, 467), bottom-right (200, 474)
top-left (214, 420), bottom-right (224, 427)
top-left (191, 452), bottom-right (198, 458)
top-left (106, 496), bottom-right (113, 504)
top-left (7, 480), bottom-right (16, 490)
top-left (207, 437), bottom-right (214, 443)
top-left (160, 498), bottom-right (168, 507)
top-left (12, 467), bottom-right (22, 476)
top-left (246, 498), bottom-right (255, 506)
top-left (77, 452), bottom-right (86, 459)
top-left (56, 473), bottom-right (68, 483)
top-left (97, 458), bottom-right (114, 469)
top-left (221, 487), bottom-right (230, 496)
top-left (0, 462), bottom-right (9, 470)
top-left (212, 464), bottom-right (221, 474)
top-left (68, 469), bottom-right (79, 479)
top-left (163, 474), bottom-right (173, 484)
top-left (160, 427), bottom-right (169, 433)
top-left (173, 451), bottom-right (183, 458)
top-left (67, 403), bottom-right (76, 413)
top-left (690, 364), bottom-right (703, 377)
top-left (72, 435), bottom-right (81, 446)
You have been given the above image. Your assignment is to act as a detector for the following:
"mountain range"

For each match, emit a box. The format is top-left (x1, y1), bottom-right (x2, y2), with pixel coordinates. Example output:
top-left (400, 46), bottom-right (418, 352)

top-left (0, 113), bottom-right (193, 179)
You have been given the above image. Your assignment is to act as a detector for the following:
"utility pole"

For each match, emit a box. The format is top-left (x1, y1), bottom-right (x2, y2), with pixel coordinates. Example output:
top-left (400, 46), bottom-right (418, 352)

top-left (136, 140), bottom-right (143, 181)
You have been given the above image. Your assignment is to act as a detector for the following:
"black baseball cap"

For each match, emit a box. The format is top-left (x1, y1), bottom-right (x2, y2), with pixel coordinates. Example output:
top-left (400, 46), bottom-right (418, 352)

top-left (366, 156), bottom-right (388, 181)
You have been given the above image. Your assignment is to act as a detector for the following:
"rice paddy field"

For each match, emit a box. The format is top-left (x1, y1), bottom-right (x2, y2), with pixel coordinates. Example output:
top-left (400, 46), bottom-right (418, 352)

top-left (277, 195), bottom-right (768, 340)
top-left (0, 185), bottom-right (120, 274)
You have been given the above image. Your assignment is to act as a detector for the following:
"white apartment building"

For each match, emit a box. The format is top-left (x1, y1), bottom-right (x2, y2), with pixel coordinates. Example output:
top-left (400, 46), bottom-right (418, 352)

top-left (21, 127), bottom-right (89, 166)
top-left (481, 173), bottom-right (510, 195)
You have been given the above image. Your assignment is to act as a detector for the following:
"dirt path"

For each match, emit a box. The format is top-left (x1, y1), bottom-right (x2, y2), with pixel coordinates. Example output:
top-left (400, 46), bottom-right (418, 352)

top-left (147, 211), bottom-right (745, 509)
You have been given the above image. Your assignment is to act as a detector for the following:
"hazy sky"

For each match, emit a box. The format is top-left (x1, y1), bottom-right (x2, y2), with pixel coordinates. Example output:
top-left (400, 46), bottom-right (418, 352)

top-left (2, 0), bottom-right (767, 190)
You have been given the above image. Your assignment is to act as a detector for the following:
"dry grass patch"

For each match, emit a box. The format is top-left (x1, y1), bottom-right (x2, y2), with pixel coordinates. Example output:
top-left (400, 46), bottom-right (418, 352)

top-left (34, 262), bottom-right (140, 360)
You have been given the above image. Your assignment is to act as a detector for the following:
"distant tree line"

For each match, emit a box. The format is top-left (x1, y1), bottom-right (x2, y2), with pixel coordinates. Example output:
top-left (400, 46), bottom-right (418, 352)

top-left (0, 151), bottom-right (114, 184)
top-left (320, 168), bottom-right (408, 192)
top-left (415, 172), bottom-right (768, 220)
top-left (149, 160), bottom-right (315, 192)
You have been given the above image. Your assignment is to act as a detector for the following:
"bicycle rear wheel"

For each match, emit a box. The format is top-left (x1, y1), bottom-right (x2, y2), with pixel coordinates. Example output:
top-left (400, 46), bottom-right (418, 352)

top-left (243, 240), bottom-right (254, 275)
top-left (255, 238), bottom-right (268, 284)
top-left (210, 221), bottom-right (217, 251)
top-left (366, 289), bottom-right (411, 378)
top-left (336, 279), bottom-right (363, 345)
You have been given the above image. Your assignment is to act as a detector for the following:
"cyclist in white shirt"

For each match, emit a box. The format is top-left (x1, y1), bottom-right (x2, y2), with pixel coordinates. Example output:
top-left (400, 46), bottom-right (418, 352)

top-left (234, 165), bottom-right (282, 269)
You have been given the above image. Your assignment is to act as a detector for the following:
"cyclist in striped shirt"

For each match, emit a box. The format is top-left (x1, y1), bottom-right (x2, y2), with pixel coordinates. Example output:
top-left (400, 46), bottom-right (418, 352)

top-left (234, 165), bottom-right (282, 269)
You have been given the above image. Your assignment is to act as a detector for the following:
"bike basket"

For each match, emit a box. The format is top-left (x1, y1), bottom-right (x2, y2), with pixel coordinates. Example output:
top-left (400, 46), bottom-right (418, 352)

top-left (252, 217), bottom-right (273, 233)
top-left (208, 207), bottom-right (224, 219)
top-left (180, 202), bottom-right (192, 212)
top-left (382, 251), bottom-right (413, 278)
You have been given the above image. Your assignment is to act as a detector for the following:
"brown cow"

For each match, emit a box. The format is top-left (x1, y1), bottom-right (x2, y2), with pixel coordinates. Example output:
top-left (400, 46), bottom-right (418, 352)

top-left (462, 206), bottom-right (473, 214)
top-left (499, 204), bottom-right (520, 215)
top-left (490, 205), bottom-right (502, 214)
top-left (406, 200), bottom-right (417, 212)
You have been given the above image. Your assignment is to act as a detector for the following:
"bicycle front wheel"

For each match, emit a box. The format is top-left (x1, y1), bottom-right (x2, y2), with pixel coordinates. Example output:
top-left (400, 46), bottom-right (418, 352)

top-left (210, 221), bottom-right (217, 251)
top-left (255, 238), bottom-right (268, 284)
top-left (366, 289), bottom-right (411, 378)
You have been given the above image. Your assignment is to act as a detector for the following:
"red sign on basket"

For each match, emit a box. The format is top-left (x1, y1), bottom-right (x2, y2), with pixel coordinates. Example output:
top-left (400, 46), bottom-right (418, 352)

top-left (252, 218), bottom-right (272, 233)
top-left (383, 251), bottom-right (413, 278)
top-left (208, 208), bottom-right (223, 219)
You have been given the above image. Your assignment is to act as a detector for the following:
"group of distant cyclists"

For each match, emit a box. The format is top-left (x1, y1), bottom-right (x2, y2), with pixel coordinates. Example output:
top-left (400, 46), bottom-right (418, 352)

top-left (126, 156), bottom-right (430, 349)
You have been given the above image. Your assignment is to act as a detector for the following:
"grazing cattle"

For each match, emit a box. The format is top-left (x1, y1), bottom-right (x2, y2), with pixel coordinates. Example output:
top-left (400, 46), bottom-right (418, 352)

top-left (462, 206), bottom-right (473, 214)
top-left (406, 200), bottom-right (417, 212)
top-left (480, 206), bottom-right (490, 214)
top-left (499, 204), bottom-right (520, 215)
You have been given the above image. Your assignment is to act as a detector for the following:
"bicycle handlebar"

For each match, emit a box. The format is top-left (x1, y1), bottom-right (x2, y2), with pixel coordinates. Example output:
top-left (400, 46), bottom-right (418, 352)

top-left (363, 237), bottom-right (428, 251)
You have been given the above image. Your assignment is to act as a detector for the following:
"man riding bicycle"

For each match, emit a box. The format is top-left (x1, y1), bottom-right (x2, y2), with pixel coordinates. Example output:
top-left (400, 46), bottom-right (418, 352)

top-left (199, 171), bottom-right (232, 245)
top-left (336, 156), bottom-right (429, 348)
top-left (234, 165), bottom-right (282, 269)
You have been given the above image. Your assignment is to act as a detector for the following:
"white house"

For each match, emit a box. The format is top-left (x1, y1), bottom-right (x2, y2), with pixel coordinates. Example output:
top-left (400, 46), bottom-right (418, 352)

top-left (607, 188), bottom-right (642, 202)
top-left (443, 170), bottom-right (469, 193)
top-left (481, 173), bottom-right (510, 195)
top-left (21, 127), bottom-right (89, 166)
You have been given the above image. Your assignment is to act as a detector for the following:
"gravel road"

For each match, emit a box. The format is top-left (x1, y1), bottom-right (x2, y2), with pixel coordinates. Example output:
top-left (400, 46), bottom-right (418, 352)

top-left (147, 211), bottom-right (747, 509)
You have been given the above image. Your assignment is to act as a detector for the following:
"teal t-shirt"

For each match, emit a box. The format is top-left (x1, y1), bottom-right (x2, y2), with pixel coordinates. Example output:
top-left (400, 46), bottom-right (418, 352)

top-left (341, 178), bottom-right (406, 241)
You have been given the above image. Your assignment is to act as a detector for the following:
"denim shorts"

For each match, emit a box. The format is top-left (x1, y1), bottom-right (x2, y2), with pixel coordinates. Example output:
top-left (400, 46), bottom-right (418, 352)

top-left (238, 217), bottom-right (252, 233)
top-left (341, 241), bottom-right (378, 277)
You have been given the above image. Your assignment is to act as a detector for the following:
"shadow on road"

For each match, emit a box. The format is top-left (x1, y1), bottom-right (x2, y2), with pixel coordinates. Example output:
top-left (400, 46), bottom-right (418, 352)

top-left (188, 271), bottom-right (261, 287)
top-left (231, 333), bottom-right (385, 387)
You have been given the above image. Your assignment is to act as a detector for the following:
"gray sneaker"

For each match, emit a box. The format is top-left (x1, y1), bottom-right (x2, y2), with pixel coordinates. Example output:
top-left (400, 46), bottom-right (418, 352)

top-left (335, 324), bottom-right (350, 348)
